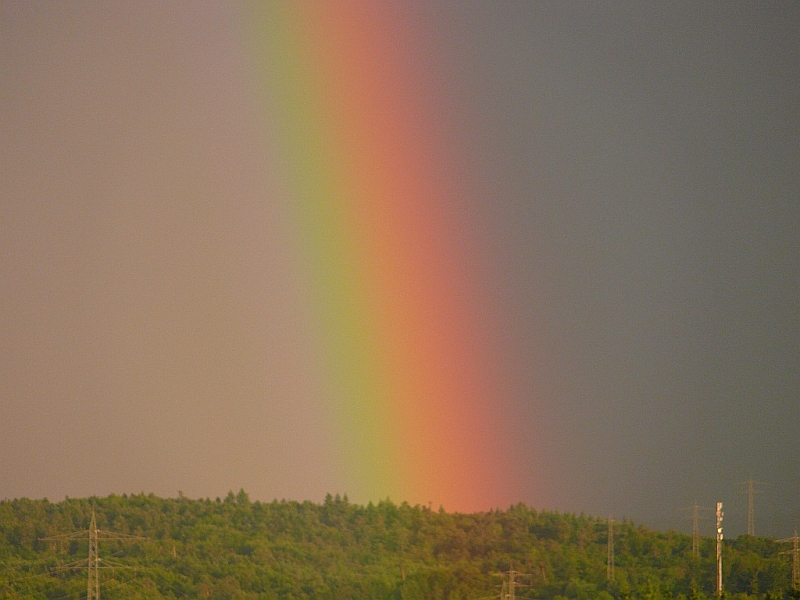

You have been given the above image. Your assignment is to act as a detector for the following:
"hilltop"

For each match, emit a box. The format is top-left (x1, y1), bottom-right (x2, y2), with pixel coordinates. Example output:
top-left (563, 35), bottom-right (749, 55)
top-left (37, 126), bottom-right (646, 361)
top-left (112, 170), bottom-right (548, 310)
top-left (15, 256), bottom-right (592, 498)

top-left (0, 493), bottom-right (794, 599)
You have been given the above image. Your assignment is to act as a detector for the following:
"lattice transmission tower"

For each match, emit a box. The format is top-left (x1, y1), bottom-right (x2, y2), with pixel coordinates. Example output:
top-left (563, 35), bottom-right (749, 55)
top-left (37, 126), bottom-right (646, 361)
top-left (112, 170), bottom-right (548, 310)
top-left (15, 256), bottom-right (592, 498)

top-left (779, 531), bottom-right (800, 590)
top-left (715, 502), bottom-right (724, 597)
top-left (682, 502), bottom-right (709, 558)
top-left (41, 507), bottom-right (144, 599)
top-left (607, 517), bottom-right (615, 581)
top-left (87, 510), bottom-right (99, 600)
top-left (738, 477), bottom-right (764, 536)
top-left (495, 567), bottom-right (531, 600)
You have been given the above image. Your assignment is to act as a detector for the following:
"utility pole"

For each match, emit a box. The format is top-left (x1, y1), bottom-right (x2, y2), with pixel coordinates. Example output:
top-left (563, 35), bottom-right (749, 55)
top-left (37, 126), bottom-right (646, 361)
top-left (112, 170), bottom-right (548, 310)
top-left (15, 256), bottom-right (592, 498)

top-left (682, 502), bottom-right (709, 558)
top-left (716, 502), bottom-right (723, 597)
top-left (738, 477), bottom-right (764, 536)
top-left (41, 507), bottom-right (144, 599)
top-left (607, 517), bottom-right (615, 581)
top-left (779, 531), bottom-right (800, 590)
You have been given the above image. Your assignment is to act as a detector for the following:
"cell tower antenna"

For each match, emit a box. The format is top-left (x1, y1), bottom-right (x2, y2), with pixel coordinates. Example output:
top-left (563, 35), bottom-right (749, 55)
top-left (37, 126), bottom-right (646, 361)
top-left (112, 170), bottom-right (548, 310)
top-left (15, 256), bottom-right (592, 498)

top-left (738, 477), bottom-right (764, 536)
top-left (682, 502), bottom-right (709, 558)
top-left (41, 506), bottom-right (144, 599)
top-left (607, 517), bottom-right (615, 581)
top-left (715, 502), bottom-right (723, 597)
top-left (778, 531), bottom-right (800, 590)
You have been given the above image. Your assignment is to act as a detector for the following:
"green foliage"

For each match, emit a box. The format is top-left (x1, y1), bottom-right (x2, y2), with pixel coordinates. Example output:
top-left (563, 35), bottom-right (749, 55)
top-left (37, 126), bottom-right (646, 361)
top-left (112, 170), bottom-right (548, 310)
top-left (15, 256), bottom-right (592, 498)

top-left (0, 495), bottom-right (793, 599)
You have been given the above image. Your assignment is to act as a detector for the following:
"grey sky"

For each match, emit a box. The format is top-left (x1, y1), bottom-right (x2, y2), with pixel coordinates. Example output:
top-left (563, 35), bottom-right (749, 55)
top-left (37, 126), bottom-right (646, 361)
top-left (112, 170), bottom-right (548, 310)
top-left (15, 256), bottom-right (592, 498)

top-left (1, 2), bottom-right (797, 537)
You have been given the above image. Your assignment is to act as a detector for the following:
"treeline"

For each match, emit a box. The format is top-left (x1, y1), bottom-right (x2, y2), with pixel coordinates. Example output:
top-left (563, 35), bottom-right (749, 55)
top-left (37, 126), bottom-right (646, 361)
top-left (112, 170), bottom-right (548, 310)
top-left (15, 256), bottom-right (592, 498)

top-left (0, 492), bottom-right (795, 599)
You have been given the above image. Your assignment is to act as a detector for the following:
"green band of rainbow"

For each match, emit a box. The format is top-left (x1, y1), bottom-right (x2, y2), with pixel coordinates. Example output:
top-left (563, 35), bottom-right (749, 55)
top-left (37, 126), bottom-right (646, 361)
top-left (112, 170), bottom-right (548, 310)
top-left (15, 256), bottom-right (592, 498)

top-left (248, 2), bottom-right (513, 511)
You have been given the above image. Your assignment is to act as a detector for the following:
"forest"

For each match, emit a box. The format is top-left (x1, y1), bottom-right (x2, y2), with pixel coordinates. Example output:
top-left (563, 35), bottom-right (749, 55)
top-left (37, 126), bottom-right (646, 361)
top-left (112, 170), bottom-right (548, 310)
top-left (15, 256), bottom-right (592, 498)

top-left (0, 492), bottom-right (796, 599)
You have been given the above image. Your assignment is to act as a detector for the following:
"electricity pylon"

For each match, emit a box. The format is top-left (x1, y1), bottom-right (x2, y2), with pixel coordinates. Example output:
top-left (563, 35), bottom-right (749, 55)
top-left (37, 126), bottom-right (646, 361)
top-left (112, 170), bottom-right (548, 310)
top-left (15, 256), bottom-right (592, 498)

top-left (738, 477), bottom-right (764, 536)
top-left (607, 517), bottom-right (615, 581)
top-left (682, 502), bottom-right (709, 557)
top-left (87, 511), bottom-right (99, 599)
top-left (779, 531), bottom-right (800, 590)
top-left (715, 502), bottom-right (724, 597)
top-left (495, 567), bottom-right (531, 600)
top-left (41, 507), bottom-right (144, 599)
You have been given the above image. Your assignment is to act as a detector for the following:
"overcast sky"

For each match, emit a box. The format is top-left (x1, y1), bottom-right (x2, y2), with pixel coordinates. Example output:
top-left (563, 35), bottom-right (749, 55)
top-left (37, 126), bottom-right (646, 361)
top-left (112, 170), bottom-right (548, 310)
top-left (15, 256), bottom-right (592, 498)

top-left (1, 1), bottom-right (797, 537)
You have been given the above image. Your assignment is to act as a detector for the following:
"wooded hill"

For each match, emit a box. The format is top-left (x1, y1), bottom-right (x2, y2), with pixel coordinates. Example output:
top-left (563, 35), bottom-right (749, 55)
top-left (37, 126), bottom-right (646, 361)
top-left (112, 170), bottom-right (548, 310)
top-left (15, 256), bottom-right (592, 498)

top-left (0, 493), bottom-right (795, 599)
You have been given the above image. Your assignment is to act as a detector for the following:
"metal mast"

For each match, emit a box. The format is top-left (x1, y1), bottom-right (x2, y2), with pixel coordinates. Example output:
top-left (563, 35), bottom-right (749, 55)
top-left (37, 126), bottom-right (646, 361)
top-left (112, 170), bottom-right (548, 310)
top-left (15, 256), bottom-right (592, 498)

top-left (607, 518), bottom-right (615, 581)
top-left (738, 477), bottom-right (763, 536)
top-left (507, 569), bottom-right (516, 600)
top-left (682, 502), bottom-right (708, 558)
top-left (87, 510), bottom-right (99, 600)
top-left (41, 507), bottom-right (144, 599)
top-left (497, 567), bottom-right (530, 600)
top-left (779, 531), bottom-right (800, 590)
top-left (715, 502), bottom-right (723, 597)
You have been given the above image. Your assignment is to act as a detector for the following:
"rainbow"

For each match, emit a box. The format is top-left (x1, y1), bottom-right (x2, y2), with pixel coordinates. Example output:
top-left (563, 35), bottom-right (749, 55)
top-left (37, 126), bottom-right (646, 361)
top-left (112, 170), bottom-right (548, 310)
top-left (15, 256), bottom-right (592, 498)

top-left (247, 3), bottom-right (514, 512)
